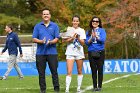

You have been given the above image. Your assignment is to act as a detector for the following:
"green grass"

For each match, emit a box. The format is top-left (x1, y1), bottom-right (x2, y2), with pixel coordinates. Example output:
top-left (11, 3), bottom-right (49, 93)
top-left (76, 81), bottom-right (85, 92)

top-left (0, 74), bottom-right (140, 93)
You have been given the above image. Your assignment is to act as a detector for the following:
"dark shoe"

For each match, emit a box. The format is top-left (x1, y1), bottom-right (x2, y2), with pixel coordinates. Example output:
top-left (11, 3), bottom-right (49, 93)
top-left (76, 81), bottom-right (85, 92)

top-left (98, 88), bottom-right (102, 91)
top-left (93, 88), bottom-right (98, 92)
top-left (54, 87), bottom-right (60, 93)
top-left (40, 90), bottom-right (46, 93)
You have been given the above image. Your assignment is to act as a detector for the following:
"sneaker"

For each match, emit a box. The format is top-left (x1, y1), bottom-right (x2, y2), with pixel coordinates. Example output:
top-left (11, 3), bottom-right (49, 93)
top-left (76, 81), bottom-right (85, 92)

top-left (19, 76), bottom-right (24, 80)
top-left (2, 76), bottom-right (7, 80)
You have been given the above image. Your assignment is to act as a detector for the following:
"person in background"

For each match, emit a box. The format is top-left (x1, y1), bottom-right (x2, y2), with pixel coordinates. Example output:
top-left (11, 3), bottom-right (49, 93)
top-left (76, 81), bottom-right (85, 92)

top-left (32, 8), bottom-right (60, 93)
top-left (0, 24), bottom-right (23, 80)
top-left (63, 15), bottom-right (86, 93)
top-left (85, 16), bottom-right (106, 92)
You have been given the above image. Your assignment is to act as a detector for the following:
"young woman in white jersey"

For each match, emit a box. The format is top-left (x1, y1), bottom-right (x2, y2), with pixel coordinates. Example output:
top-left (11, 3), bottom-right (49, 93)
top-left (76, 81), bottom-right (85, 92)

top-left (63, 15), bottom-right (86, 93)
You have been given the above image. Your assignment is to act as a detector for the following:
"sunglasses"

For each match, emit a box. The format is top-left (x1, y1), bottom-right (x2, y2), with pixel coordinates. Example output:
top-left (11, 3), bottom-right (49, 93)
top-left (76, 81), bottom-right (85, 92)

top-left (92, 20), bottom-right (99, 23)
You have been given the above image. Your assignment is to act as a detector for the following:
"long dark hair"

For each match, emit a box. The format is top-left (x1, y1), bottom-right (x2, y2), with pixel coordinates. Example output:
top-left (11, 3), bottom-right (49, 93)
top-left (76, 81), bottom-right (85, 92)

top-left (88, 16), bottom-right (102, 35)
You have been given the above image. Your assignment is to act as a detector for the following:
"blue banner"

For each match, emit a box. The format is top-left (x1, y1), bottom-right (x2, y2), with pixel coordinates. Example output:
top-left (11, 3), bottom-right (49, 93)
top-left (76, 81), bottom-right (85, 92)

top-left (0, 59), bottom-right (140, 76)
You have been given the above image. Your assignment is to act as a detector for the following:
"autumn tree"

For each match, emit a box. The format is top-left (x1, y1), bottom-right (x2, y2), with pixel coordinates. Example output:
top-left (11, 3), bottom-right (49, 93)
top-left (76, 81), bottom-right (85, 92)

top-left (105, 0), bottom-right (140, 58)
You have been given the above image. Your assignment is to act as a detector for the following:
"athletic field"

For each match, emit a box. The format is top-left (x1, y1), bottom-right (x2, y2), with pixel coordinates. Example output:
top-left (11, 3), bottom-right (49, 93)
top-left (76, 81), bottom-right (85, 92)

top-left (0, 73), bottom-right (139, 93)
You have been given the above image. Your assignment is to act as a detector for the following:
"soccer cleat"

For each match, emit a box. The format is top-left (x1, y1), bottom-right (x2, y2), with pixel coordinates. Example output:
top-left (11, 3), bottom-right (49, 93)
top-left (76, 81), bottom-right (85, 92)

top-left (77, 89), bottom-right (81, 93)
top-left (77, 87), bottom-right (81, 93)
top-left (65, 90), bottom-right (69, 93)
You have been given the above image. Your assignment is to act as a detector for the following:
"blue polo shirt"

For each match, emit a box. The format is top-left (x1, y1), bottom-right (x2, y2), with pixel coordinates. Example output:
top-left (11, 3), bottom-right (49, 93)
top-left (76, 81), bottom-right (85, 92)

top-left (32, 21), bottom-right (60, 55)
top-left (85, 28), bottom-right (106, 52)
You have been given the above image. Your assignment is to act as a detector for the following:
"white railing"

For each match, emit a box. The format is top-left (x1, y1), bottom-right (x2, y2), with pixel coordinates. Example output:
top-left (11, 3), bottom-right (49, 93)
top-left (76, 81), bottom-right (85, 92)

top-left (0, 43), bottom-right (36, 62)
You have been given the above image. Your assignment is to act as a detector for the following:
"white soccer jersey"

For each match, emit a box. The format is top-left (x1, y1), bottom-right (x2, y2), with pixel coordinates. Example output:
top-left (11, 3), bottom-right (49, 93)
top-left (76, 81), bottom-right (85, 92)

top-left (65, 27), bottom-right (86, 58)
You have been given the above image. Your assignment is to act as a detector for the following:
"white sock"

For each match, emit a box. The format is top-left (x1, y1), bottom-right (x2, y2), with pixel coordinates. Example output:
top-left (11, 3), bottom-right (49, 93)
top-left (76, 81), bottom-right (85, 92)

top-left (77, 75), bottom-right (83, 91)
top-left (66, 76), bottom-right (72, 91)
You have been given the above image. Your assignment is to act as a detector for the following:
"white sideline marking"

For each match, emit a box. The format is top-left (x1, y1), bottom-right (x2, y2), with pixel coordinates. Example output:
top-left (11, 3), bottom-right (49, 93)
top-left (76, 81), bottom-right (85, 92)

top-left (80, 73), bottom-right (140, 93)
top-left (105, 86), bottom-right (138, 88)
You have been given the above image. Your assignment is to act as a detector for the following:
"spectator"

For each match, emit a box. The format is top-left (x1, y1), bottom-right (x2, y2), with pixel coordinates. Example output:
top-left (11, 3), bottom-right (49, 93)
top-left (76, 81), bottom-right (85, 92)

top-left (85, 16), bottom-right (106, 92)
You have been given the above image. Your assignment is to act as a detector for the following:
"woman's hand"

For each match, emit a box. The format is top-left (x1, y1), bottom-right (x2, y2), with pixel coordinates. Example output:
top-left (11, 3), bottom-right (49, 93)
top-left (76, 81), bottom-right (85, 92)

top-left (92, 31), bottom-right (96, 38)
top-left (92, 31), bottom-right (100, 40)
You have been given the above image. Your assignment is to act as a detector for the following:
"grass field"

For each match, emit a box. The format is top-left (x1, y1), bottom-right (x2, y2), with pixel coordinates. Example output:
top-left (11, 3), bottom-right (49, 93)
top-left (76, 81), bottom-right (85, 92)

top-left (0, 73), bottom-right (140, 93)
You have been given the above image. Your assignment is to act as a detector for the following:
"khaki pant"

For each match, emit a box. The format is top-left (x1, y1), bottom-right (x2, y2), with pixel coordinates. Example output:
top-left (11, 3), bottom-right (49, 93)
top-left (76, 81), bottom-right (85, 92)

top-left (4, 55), bottom-right (23, 78)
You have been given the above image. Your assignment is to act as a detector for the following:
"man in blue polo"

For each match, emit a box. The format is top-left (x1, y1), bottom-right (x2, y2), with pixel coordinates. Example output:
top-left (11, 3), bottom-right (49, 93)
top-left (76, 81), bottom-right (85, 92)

top-left (32, 8), bottom-right (60, 93)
